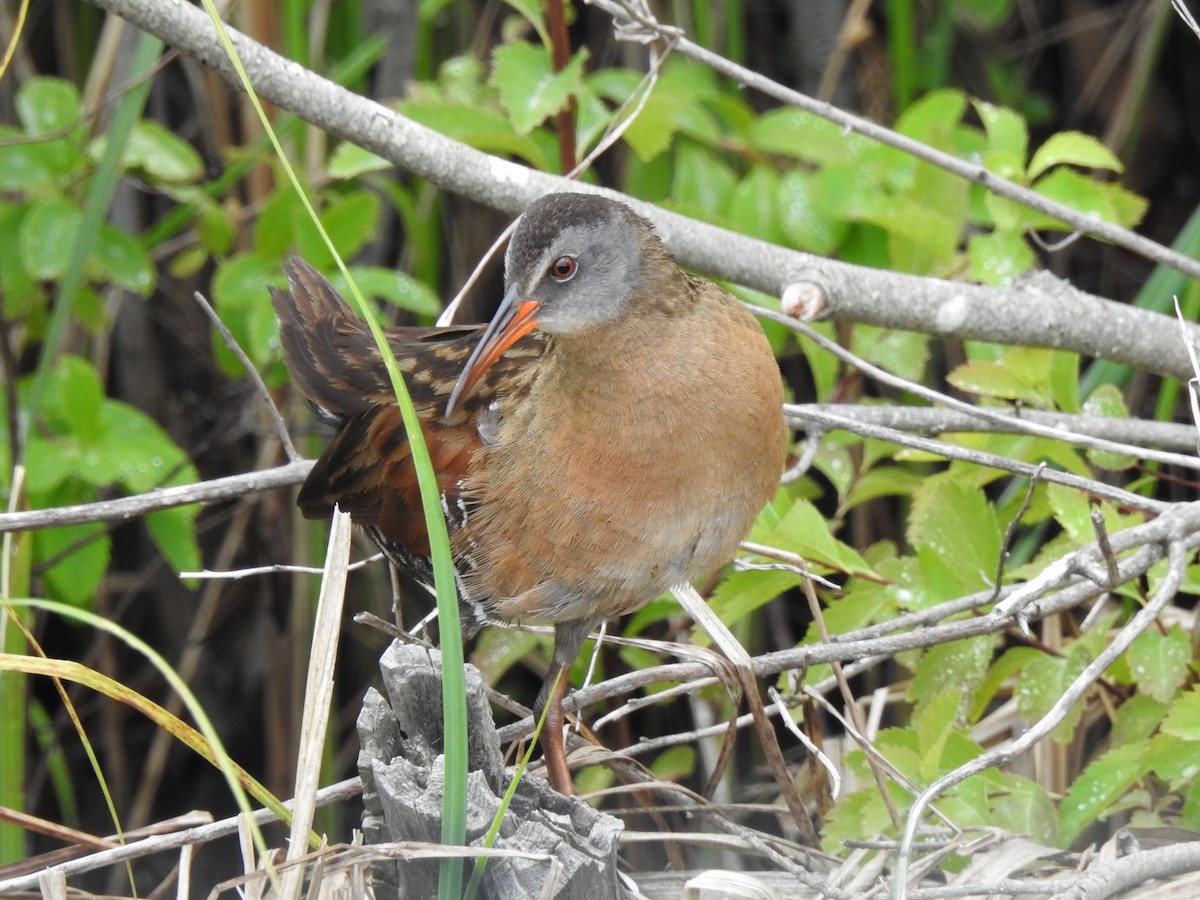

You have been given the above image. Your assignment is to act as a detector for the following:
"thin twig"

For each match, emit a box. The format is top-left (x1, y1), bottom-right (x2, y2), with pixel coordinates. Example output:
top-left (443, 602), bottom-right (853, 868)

top-left (192, 289), bottom-right (299, 463)
top-left (590, 0), bottom-right (1200, 284)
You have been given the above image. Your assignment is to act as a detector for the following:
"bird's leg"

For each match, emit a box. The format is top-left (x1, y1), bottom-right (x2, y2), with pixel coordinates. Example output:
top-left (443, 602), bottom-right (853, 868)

top-left (534, 619), bottom-right (593, 795)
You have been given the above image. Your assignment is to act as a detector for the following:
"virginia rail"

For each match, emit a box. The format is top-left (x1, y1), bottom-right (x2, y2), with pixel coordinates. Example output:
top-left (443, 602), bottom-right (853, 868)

top-left (271, 192), bottom-right (788, 793)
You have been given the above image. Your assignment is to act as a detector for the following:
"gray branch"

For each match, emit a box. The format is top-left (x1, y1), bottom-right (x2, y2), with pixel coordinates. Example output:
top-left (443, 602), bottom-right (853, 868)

top-left (85, 0), bottom-right (1200, 381)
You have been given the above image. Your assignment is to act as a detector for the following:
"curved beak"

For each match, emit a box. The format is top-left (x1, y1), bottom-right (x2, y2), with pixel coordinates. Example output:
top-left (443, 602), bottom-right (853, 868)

top-left (445, 284), bottom-right (540, 416)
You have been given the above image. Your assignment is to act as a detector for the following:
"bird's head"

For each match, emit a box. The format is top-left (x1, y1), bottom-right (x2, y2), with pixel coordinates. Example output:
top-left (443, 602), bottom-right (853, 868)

top-left (446, 193), bottom-right (664, 415)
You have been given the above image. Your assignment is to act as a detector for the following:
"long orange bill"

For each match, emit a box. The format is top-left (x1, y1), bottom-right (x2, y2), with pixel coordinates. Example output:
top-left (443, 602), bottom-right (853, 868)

top-left (445, 284), bottom-right (540, 416)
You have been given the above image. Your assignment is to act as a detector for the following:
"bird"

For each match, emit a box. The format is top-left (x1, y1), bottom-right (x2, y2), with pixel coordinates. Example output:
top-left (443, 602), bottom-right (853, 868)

top-left (271, 192), bottom-right (788, 794)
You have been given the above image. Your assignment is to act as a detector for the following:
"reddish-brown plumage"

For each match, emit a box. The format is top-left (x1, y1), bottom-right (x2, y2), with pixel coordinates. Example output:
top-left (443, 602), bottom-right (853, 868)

top-left (271, 193), bottom-right (788, 793)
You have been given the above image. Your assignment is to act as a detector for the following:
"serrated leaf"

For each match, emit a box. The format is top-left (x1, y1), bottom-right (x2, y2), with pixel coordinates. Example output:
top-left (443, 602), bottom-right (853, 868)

top-left (1015, 650), bottom-right (1087, 744)
top-left (20, 197), bottom-right (82, 280)
top-left (1059, 742), bottom-right (1149, 846)
top-left (500, 0), bottom-right (550, 45)
top-left (17, 77), bottom-right (82, 136)
top-left (1111, 695), bottom-right (1168, 747)
top-left (670, 141), bottom-right (737, 216)
top-left (896, 90), bottom-right (968, 146)
top-left (908, 479), bottom-right (1000, 593)
top-left (748, 107), bottom-right (875, 166)
top-left (1163, 687), bottom-right (1200, 740)
top-left (1127, 627), bottom-right (1190, 703)
top-left (909, 635), bottom-right (995, 711)
top-left (254, 188), bottom-right (302, 258)
top-left (973, 100), bottom-right (1029, 165)
top-left (1149, 731), bottom-right (1200, 789)
top-left (1028, 131), bottom-right (1123, 180)
top-left (35, 520), bottom-right (110, 607)
top-left (912, 688), bottom-right (962, 778)
top-left (759, 496), bottom-right (879, 579)
top-left (491, 42), bottom-right (587, 135)
top-left (990, 773), bottom-right (1059, 846)
top-left (146, 506), bottom-right (201, 573)
top-left (212, 253), bottom-right (286, 373)
top-left (1035, 168), bottom-right (1147, 230)
top-left (35, 356), bottom-right (103, 454)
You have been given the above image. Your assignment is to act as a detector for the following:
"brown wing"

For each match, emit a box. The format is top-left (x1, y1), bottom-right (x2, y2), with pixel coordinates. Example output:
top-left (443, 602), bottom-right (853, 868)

top-left (272, 257), bottom-right (541, 577)
top-left (270, 257), bottom-right (481, 421)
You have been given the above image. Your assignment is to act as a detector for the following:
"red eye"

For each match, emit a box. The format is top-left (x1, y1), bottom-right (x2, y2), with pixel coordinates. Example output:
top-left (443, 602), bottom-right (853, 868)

top-left (550, 256), bottom-right (577, 281)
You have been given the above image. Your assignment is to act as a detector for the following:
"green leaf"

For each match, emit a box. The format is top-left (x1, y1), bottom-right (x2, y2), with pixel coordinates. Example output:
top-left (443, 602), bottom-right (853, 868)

top-left (1110, 695), bottom-right (1168, 747)
top-left (17, 77), bottom-right (82, 136)
top-left (908, 478), bottom-right (1000, 594)
top-left (45, 356), bottom-right (104, 446)
top-left (669, 141), bottom-right (738, 218)
top-left (0, 127), bottom-right (63, 190)
top-left (499, 0), bottom-right (550, 46)
top-left (490, 42), bottom-right (587, 136)
top-left (295, 190), bottom-right (382, 268)
top-left (707, 567), bottom-right (802, 627)
top-left (146, 506), bottom-right (201, 573)
top-left (729, 166), bottom-right (783, 244)
top-left (1015, 650), bottom-right (1087, 744)
top-left (967, 229), bottom-right (1036, 286)
top-left (333, 266), bottom-right (442, 317)
top-left (255, 188), bottom-right (302, 258)
top-left (1059, 742), bottom-right (1150, 846)
top-left (400, 100), bottom-right (553, 170)
top-left (849, 325), bottom-right (929, 382)
top-left (947, 359), bottom-right (1045, 406)
top-left (757, 495), bottom-right (879, 579)
top-left (649, 745), bottom-right (696, 782)
top-left (748, 107), bottom-right (875, 166)
top-left (97, 401), bottom-right (197, 493)
top-left (990, 773), bottom-right (1058, 846)
top-left (1163, 687), bottom-right (1200, 740)
top-left (973, 100), bottom-right (1028, 165)
top-left (1082, 384), bottom-right (1136, 471)
top-left (20, 197), bottom-right (82, 280)
top-left (1127, 627), bottom-right (1190, 703)
top-left (328, 142), bottom-right (392, 179)
top-left (895, 89), bottom-right (968, 146)
top-left (94, 223), bottom-right (154, 295)
top-left (909, 636), bottom-right (995, 712)
top-left (126, 120), bottom-right (204, 183)
top-left (212, 253), bottom-right (286, 372)
top-left (1034, 168), bottom-right (1147, 230)
top-left (912, 688), bottom-right (964, 780)
top-left (35, 520), bottom-right (110, 607)
top-left (1149, 731), bottom-right (1200, 789)
top-left (778, 170), bottom-right (848, 256)
top-left (1028, 131), bottom-right (1123, 180)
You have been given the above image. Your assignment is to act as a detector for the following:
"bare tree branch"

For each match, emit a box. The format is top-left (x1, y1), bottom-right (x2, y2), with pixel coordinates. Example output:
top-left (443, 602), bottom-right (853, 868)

top-left (0, 460), bottom-right (313, 533)
top-left (81, 0), bottom-right (1200, 381)
top-left (590, 0), bottom-right (1200, 283)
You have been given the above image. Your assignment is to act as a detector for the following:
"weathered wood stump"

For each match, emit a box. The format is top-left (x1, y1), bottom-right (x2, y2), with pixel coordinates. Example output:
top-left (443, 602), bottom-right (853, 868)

top-left (358, 641), bottom-right (630, 900)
